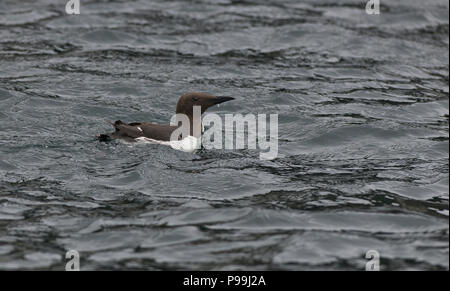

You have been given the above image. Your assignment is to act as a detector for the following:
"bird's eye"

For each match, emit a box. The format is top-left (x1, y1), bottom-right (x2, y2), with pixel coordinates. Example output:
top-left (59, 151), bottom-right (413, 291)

top-left (193, 97), bottom-right (199, 102)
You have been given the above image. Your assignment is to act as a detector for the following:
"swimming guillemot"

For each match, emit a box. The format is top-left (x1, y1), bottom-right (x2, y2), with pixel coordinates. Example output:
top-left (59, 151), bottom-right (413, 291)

top-left (98, 92), bottom-right (234, 143)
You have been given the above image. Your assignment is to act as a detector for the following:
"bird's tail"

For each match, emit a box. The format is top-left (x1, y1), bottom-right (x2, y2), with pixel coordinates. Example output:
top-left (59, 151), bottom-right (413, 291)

top-left (98, 120), bottom-right (120, 142)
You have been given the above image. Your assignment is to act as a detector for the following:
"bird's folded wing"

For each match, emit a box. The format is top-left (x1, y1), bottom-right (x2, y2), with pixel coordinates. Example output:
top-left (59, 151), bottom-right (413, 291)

top-left (139, 123), bottom-right (177, 141)
top-left (114, 122), bottom-right (145, 138)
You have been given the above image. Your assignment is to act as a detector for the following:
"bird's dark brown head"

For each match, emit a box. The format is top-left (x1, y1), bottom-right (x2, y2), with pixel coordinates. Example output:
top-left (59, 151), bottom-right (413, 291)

top-left (176, 92), bottom-right (234, 116)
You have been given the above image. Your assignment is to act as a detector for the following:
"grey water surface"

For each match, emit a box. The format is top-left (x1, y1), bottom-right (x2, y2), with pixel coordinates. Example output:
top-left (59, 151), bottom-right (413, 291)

top-left (0, 0), bottom-right (448, 270)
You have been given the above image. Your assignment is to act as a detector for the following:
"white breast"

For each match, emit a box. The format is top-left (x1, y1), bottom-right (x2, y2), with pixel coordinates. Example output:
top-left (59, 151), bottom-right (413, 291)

top-left (169, 135), bottom-right (200, 152)
top-left (135, 135), bottom-right (200, 153)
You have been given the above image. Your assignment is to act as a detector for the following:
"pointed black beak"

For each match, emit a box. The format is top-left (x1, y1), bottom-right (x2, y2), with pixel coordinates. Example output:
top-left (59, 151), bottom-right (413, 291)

top-left (214, 96), bottom-right (235, 105)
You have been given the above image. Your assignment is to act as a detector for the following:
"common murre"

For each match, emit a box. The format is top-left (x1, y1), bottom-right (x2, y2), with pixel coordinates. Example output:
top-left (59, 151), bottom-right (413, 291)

top-left (98, 92), bottom-right (234, 147)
